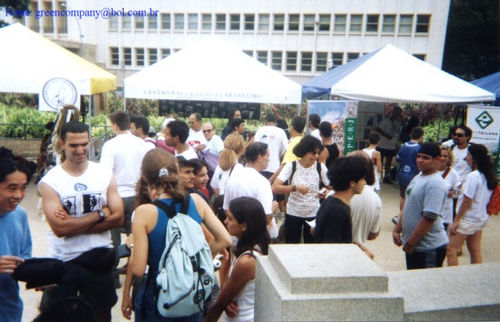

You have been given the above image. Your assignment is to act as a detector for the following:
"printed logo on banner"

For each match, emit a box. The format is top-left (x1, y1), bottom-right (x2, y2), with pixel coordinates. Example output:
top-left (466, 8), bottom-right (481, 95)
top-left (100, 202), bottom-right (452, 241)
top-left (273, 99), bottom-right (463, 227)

top-left (475, 111), bottom-right (494, 129)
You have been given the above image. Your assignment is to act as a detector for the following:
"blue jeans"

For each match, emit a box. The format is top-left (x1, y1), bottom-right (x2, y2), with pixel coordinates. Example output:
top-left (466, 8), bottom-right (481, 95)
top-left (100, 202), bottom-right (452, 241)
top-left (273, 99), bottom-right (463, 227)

top-left (405, 245), bottom-right (447, 270)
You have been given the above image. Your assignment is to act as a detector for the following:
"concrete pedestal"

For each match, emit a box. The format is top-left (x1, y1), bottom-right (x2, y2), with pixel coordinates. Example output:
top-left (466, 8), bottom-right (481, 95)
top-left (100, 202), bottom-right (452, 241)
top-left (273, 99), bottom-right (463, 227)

top-left (255, 244), bottom-right (404, 321)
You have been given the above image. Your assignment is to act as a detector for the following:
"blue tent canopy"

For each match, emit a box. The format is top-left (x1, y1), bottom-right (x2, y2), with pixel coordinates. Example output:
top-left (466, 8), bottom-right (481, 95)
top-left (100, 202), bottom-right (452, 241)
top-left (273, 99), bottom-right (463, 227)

top-left (471, 71), bottom-right (500, 105)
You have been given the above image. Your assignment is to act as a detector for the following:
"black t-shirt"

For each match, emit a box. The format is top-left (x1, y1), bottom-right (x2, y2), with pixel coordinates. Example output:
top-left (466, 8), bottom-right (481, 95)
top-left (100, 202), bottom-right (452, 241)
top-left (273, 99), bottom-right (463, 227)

top-left (314, 196), bottom-right (352, 243)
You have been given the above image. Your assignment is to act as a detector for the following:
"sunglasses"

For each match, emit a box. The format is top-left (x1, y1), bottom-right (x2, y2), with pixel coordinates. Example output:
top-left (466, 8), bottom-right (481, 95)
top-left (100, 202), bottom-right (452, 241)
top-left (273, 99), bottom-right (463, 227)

top-left (203, 129), bottom-right (213, 133)
top-left (454, 133), bottom-right (465, 137)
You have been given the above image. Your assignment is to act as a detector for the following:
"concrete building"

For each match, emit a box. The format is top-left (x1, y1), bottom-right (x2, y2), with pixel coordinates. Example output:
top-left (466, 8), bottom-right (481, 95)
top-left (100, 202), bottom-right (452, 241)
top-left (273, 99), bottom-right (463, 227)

top-left (7, 0), bottom-right (450, 85)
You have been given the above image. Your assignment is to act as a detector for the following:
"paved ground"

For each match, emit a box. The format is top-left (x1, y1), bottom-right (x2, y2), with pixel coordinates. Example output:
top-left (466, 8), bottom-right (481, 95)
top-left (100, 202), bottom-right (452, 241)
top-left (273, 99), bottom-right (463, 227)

top-left (19, 181), bottom-right (500, 321)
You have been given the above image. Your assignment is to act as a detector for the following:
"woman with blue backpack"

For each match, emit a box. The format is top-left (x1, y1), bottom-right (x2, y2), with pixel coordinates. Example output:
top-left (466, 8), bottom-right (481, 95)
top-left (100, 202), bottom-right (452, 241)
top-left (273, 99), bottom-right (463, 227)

top-left (125, 148), bottom-right (231, 321)
top-left (205, 197), bottom-right (270, 322)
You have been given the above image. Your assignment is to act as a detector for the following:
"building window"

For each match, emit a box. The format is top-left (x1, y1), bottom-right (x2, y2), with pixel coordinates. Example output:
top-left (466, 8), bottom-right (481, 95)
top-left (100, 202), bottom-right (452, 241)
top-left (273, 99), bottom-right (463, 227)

top-left (382, 15), bottom-right (395, 33)
top-left (135, 48), bottom-right (145, 66)
top-left (303, 14), bottom-right (315, 31)
top-left (273, 14), bottom-right (284, 31)
top-left (148, 16), bottom-right (157, 30)
top-left (244, 14), bottom-right (254, 30)
top-left (271, 51), bottom-right (282, 70)
top-left (123, 48), bottom-right (132, 66)
top-left (399, 14), bottom-right (413, 34)
top-left (188, 14), bottom-right (198, 30)
top-left (413, 54), bottom-right (426, 61)
top-left (258, 14), bottom-right (269, 31)
top-left (316, 52), bottom-right (327, 71)
top-left (110, 47), bottom-right (119, 65)
top-left (216, 14), bottom-right (226, 30)
top-left (41, 1), bottom-right (53, 33)
top-left (202, 14), bottom-right (212, 31)
top-left (347, 52), bottom-right (359, 62)
top-left (318, 14), bottom-right (330, 31)
top-left (243, 50), bottom-right (253, 57)
top-left (286, 51), bottom-right (297, 71)
top-left (350, 14), bottom-right (362, 33)
top-left (161, 13), bottom-right (171, 30)
top-left (161, 49), bottom-right (170, 59)
top-left (416, 14), bottom-right (430, 33)
top-left (366, 14), bottom-right (379, 32)
top-left (301, 52), bottom-right (312, 72)
top-left (148, 48), bottom-right (157, 65)
top-left (331, 52), bottom-right (343, 67)
top-left (334, 14), bottom-right (346, 32)
top-left (109, 16), bottom-right (119, 30)
top-left (122, 16), bottom-right (132, 31)
top-left (288, 14), bottom-right (299, 31)
top-left (55, 1), bottom-right (67, 34)
top-left (135, 16), bottom-right (144, 30)
top-left (174, 13), bottom-right (184, 30)
top-left (230, 14), bottom-right (240, 30)
top-left (257, 51), bottom-right (268, 65)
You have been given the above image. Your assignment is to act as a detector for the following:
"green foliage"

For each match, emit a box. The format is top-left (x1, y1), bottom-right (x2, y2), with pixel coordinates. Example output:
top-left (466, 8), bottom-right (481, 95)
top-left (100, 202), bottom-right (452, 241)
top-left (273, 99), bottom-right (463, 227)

top-left (0, 104), bottom-right (56, 138)
top-left (443, 0), bottom-right (500, 80)
top-left (423, 119), bottom-right (455, 143)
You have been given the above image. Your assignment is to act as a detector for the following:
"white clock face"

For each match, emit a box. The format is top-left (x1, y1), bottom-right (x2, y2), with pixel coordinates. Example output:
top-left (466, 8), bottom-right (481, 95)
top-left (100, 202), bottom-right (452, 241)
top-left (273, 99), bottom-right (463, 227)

top-left (42, 78), bottom-right (78, 111)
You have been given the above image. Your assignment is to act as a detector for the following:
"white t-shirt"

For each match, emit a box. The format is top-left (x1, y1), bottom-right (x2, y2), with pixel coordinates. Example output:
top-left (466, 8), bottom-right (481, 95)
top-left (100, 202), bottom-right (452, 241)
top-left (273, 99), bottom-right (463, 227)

top-left (175, 146), bottom-right (198, 160)
top-left (349, 185), bottom-right (381, 244)
top-left (187, 128), bottom-right (207, 150)
top-left (210, 163), bottom-right (243, 195)
top-left (441, 139), bottom-right (454, 147)
top-left (458, 170), bottom-right (493, 223)
top-left (452, 145), bottom-right (471, 184)
top-left (311, 129), bottom-right (322, 142)
top-left (362, 147), bottom-right (381, 191)
top-left (277, 161), bottom-right (329, 218)
top-left (439, 168), bottom-right (461, 224)
top-left (254, 125), bottom-right (288, 173)
top-left (377, 117), bottom-right (400, 150)
top-left (223, 166), bottom-right (277, 238)
top-left (39, 162), bottom-right (113, 261)
top-left (100, 132), bottom-right (152, 198)
top-left (205, 135), bottom-right (224, 155)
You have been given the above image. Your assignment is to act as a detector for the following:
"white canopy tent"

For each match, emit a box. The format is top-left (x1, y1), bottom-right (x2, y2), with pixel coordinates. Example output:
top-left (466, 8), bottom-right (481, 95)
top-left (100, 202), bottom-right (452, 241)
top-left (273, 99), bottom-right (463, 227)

top-left (0, 23), bottom-right (116, 97)
top-left (302, 44), bottom-right (495, 103)
top-left (124, 36), bottom-right (302, 105)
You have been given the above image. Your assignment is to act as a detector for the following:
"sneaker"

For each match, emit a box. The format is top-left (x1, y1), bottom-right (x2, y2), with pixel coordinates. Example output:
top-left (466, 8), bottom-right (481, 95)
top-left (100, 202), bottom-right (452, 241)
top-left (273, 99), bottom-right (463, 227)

top-left (391, 216), bottom-right (399, 224)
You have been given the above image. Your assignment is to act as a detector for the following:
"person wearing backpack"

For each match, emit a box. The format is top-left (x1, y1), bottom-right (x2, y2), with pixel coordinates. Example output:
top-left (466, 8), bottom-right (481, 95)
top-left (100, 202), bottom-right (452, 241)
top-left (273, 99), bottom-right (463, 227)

top-left (447, 144), bottom-right (498, 266)
top-left (205, 197), bottom-right (270, 322)
top-left (272, 136), bottom-right (330, 243)
top-left (127, 148), bottom-right (231, 321)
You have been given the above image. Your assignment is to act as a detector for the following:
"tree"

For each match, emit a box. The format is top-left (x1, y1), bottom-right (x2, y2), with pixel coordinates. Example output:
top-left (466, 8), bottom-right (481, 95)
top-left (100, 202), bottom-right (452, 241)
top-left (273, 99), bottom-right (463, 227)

top-left (442, 0), bottom-right (500, 81)
top-left (0, 0), bottom-right (30, 27)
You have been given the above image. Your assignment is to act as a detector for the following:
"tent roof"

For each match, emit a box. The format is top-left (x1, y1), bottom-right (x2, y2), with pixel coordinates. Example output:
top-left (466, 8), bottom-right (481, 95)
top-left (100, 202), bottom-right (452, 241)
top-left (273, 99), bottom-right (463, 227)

top-left (0, 23), bottom-right (115, 95)
top-left (124, 36), bottom-right (302, 104)
top-left (471, 71), bottom-right (500, 99)
top-left (302, 44), bottom-right (495, 103)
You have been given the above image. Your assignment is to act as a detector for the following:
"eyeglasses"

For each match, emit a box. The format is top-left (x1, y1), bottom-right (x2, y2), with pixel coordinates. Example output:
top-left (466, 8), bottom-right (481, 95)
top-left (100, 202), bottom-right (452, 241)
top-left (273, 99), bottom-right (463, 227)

top-left (313, 151), bottom-right (321, 155)
top-left (454, 133), bottom-right (465, 137)
top-left (202, 129), bottom-right (213, 133)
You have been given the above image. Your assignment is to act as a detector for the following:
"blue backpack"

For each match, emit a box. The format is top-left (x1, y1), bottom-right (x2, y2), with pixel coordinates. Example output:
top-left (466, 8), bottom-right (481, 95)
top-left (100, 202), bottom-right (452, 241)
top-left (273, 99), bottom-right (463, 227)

top-left (153, 196), bottom-right (215, 318)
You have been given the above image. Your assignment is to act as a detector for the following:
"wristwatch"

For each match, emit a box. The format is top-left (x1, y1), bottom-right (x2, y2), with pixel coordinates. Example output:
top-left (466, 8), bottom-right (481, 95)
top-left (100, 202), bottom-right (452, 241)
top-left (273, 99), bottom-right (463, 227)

top-left (97, 210), bottom-right (106, 222)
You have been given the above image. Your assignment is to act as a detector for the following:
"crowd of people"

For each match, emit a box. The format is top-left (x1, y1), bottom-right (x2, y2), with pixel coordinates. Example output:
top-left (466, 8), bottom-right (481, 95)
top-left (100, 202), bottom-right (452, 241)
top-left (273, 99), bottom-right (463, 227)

top-left (0, 106), bottom-right (498, 322)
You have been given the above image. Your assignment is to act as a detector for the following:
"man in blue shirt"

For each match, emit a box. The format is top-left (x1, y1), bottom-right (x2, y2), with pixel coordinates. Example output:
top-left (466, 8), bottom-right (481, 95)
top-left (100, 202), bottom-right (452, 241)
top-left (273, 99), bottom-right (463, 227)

top-left (0, 156), bottom-right (32, 322)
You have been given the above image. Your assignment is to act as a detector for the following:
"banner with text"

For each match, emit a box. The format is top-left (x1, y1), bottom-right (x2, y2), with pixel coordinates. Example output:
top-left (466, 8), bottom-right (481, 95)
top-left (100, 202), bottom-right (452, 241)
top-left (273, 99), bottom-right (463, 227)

top-left (307, 100), bottom-right (358, 155)
top-left (466, 105), bottom-right (500, 176)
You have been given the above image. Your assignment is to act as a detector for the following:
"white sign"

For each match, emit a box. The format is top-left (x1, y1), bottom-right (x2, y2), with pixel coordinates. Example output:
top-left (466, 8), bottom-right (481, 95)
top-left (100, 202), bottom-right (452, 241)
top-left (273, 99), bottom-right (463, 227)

top-left (466, 105), bottom-right (500, 154)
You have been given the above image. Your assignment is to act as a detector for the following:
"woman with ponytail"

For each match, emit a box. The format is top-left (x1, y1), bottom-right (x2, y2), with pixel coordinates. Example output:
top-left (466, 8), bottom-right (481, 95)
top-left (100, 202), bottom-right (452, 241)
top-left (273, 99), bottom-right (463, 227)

top-left (447, 143), bottom-right (498, 266)
top-left (210, 134), bottom-right (246, 196)
top-left (121, 148), bottom-right (231, 321)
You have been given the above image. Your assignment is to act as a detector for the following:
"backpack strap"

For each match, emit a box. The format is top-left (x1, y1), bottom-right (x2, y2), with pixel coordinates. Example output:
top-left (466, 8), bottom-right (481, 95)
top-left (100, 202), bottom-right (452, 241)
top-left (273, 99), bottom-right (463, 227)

top-left (442, 167), bottom-right (451, 179)
top-left (290, 161), bottom-right (297, 184)
top-left (153, 194), bottom-right (191, 219)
